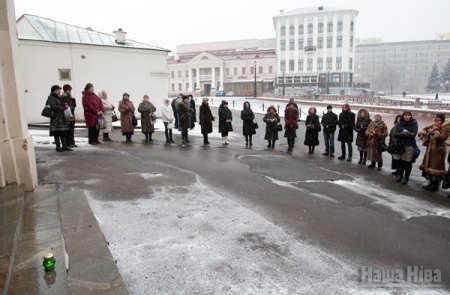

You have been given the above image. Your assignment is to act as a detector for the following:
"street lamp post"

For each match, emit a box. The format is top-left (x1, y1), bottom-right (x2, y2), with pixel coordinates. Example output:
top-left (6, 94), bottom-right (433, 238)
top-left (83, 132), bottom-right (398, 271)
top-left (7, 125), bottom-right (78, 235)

top-left (282, 70), bottom-right (285, 96)
top-left (254, 61), bottom-right (257, 98)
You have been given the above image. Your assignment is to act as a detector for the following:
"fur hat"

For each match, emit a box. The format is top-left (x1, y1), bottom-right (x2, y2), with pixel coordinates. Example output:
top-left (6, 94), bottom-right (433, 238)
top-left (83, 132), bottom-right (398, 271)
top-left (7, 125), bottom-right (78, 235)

top-left (51, 85), bottom-right (61, 93)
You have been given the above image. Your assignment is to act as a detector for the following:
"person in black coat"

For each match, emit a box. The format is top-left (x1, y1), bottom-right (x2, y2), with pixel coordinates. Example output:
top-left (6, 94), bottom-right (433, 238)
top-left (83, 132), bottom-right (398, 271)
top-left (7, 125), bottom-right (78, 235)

top-left (199, 97), bottom-right (214, 145)
top-left (263, 105), bottom-right (281, 149)
top-left (177, 95), bottom-right (191, 145)
top-left (60, 84), bottom-right (76, 148)
top-left (218, 100), bottom-right (233, 145)
top-left (188, 94), bottom-right (196, 129)
top-left (172, 93), bottom-right (183, 129)
top-left (47, 85), bottom-right (71, 152)
top-left (321, 105), bottom-right (338, 157)
top-left (241, 102), bottom-right (256, 147)
top-left (337, 103), bottom-right (356, 161)
top-left (304, 107), bottom-right (321, 153)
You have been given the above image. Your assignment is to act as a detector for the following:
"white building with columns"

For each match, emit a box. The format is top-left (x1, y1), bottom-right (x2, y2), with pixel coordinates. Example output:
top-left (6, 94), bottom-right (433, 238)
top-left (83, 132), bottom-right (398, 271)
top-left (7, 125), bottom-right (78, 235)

top-left (273, 6), bottom-right (358, 95)
top-left (167, 39), bottom-right (276, 97)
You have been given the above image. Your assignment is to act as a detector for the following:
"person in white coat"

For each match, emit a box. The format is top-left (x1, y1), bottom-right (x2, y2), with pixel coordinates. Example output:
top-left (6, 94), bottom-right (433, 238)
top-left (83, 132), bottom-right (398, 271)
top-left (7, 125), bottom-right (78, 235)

top-left (161, 98), bottom-right (175, 143)
top-left (98, 90), bottom-right (114, 141)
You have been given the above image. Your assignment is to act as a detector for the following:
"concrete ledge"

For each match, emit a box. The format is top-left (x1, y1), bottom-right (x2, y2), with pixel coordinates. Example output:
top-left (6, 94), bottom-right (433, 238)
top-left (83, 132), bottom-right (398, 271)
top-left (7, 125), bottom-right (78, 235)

top-left (58, 190), bottom-right (128, 295)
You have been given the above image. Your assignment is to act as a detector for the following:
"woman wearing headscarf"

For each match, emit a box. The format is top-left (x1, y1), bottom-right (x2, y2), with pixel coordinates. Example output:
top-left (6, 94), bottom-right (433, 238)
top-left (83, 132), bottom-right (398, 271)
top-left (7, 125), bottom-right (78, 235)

top-left (354, 109), bottom-right (371, 165)
top-left (138, 95), bottom-right (157, 142)
top-left (263, 105), bottom-right (280, 149)
top-left (218, 100), bottom-right (233, 145)
top-left (304, 107), bottom-right (321, 153)
top-left (118, 92), bottom-right (135, 142)
top-left (98, 90), bottom-right (114, 142)
top-left (284, 103), bottom-right (299, 151)
top-left (161, 98), bottom-right (175, 143)
top-left (178, 95), bottom-right (191, 145)
top-left (199, 97), bottom-right (214, 145)
top-left (82, 83), bottom-right (103, 145)
top-left (366, 114), bottom-right (388, 170)
top-left (338, 103), bottom-right (355, 161)
top-left (241, 101), bottom-right (256, 147)
top-left (48, 85), bottom-right (71, 152)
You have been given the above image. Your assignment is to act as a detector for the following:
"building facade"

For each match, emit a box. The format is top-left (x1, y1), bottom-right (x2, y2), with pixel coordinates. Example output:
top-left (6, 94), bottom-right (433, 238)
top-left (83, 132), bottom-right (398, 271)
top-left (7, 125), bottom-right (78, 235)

top-left (167, 39), bottom-right (276, 97)
top-left (354, 40), bottom-right (450, 94)
top-left (273, 6), bottom-right (358, 95)
top-left (17, 14), bottom-right (170, 123)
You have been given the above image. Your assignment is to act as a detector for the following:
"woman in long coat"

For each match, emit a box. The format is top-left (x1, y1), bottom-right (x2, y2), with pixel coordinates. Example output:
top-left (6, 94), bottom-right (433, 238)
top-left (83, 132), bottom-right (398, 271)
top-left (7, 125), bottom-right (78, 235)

top-left (138, 95), bottom-right (157, 142)
top-left (418, 113), bottom-right (447, 191)
top-left (366, 114), bottom-right (388, 170)
top-left (241, 102), bottom-right (256, 147)
top-left (48, 85), bottom-right (70, 152)
top-left (284, 103), bottom-right (298, 151)
top-left (199, 97), bottom-right (214, 145)
top-left (218, 100), bottom-right (233, 145)
top-left (338, 103), bottom-right (355, 161)
top-left (388, 115), bottom-right (403, 175)
top-left (98, 90), bottom-right (114, 142)
top-left (354, 109), bottom-right (371, 165)
top-left (118, 92), bottom-right (135, 142)
top-left (304, 107), bottom-right (321, 153)
top-left (178, 95), bottom-right (191, 145)
top-left (82, 83), bottom-right (103, 145)
top-left (189, 94), bottom-right (197, 129)
top-left (161, 98), bottom-right (175, 143)
top-left (263, 105), bottom-right (280, 149)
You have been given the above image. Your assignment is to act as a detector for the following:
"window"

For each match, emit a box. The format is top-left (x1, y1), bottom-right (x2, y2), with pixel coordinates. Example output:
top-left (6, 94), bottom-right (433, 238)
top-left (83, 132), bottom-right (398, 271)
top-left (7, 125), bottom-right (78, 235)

top-left (251, 66), bottom-right (255, 74)
top-left (317, 58), bottom-right (323, 70)
top-left (337, 36), bottom-right (342, 48)
top-left (307, 38), bottom-right (313, 47)
top-left (289, 25), bottom-right (295, 35)
top-left (327, 22), bottom-right (333, 33)
top-left (350, 21), bottom-right (354, 32)
top-left (350, 36), bottom-right (354, 47)
top-left (289, 39), bottom-right (295, 50)
top-left (171, 83), bottom-right (175, 91)
top-left (336, 58), bottom-right (342, 70)
top-left (280, 26), bottom-right (286, 36)
top-left (226, 68), bottom-right (230, 76)
top-left (298, 60), bottom-right (304, 71)
top-left (171, 71), bottom-right (174, 78)
top-left (298, 25), bottom-right (304, 34)
top-left (58, 69), bottom-right (71, 81)
top-left (307, 59), bottom-right (312, 71)
top-left (327, 37), bottom-right (333, 48)
top-left (298, 39), bottom-right (304, 50)
top-left (326, 58), bottom-right (332, 70)
top-left (269, 66), bottom-right (273, 74)
top-left (308, 23), bottom-right (313, 34)
top-left (280, 60), bottom-right (286, 71)
top-left (194, 82), bottom-right (197, 90)
top-left (317, 37), bottom-right (323, 49)
top-left (185, 70), bottom-right (189, 77)
top-left (259, 66), bottom-right (263, 74)
top-left (337, 21), bottom-right (343, 32)
top-left (186, 83), bottom-right (189, 91)
top-left (242, 67), bottom-right (246, 74)
top-left (234, 67), bottom-right (238, 75)
top-left (289, 60), bottom-right (295, 71)
top-left (280, 40), bottom-right (286, 51)
top-left (178, 83), bottom-right (182, 91)
top-left (178, 71), bottom-right (181, 78)
top-left (294, 76), bottom-right (301, 84)
top-left (318, 22), bottom-right (324, 33)
top-left (349, 58), bottom-right (353, 70)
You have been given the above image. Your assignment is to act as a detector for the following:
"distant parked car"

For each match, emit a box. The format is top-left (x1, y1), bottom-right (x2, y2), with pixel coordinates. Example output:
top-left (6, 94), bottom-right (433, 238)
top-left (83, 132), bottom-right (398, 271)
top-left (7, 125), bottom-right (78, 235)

top-left (226, 91), bottom-right (235, 96)
top-left (215, 90), bottom-right (225, 97)
top-left (376, 91), bottom-right (385, 96)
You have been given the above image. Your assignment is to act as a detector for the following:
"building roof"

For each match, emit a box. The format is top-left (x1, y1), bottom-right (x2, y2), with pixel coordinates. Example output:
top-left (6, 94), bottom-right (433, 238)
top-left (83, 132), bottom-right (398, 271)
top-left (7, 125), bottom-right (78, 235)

top-left (17, 14), bottom-right (170, 52)
top-left (274, 6), bottom-right (358, 18)
top-left (167, 48), bottom-right (276, 65)
top-left (356, 39), bottom-right (450, 48)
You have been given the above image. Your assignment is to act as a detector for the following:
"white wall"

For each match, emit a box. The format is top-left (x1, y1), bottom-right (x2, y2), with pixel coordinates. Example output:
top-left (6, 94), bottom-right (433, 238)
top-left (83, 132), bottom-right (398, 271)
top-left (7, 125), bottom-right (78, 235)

top-left (18, 40), bottom-right (169, 123)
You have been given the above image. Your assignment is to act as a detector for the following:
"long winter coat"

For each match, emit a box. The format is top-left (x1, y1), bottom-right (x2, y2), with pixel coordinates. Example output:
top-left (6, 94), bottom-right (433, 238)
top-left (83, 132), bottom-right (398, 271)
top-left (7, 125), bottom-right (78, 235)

top-left (100, 97), bottom-right (114, 132)
top-left (199, 103), bottom-right (214, 134)
top-left (284, 107), bottom-right (298, 138)
top-left (366, 120), bottom-right (388, 162)
top-left (82, 91), bottom-right (103, 128)
top-left (190, 99), bottom-right (197, 129)
top-left (118, 99), bottom-right (135, 134)
top-left (218, 105), bottom-right (233, 133)
top-left (47, 93), bottom-right (69, 135)
top-left (138, 101), bottom-right (156, 134)
top-left (393, 119), bottom-right (418, 147)
top-left (161, 104), bottom-right (174, 124)
top-left (321, 111), bottom-right (338, 134)
top-left (177, 102), bottom-right (191, 130)
top-left (304, 114), bottom-right (321, 146)
top-left (354, 117), bottom-right (372, 150)
top-left (263, 112), bottom-right (280, 140)
top-left (419, 122), bottom-right (448, 177)
top-left (338, 111), bottom-right (355, 142)
top-left (241, 109), bottom-right (256, 136)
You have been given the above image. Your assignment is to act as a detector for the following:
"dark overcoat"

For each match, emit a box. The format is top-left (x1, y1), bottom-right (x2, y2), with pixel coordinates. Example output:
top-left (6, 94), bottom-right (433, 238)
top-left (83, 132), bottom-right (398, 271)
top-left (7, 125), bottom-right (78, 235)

top-left (199, 103), bottom-right (214, 134)
top-left (338, 111), bottom-right (355, 142)
top-left (304, 114), bottom-right (321, 146)
top-left (138, 101), bottom-right (156, 134)
top-left (118, 99), bottom-right (135, 134)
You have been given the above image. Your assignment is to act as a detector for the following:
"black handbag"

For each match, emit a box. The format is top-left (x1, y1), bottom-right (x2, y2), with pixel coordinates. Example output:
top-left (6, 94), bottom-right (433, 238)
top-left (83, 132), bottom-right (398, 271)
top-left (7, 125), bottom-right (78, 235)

top-left (132, 115), bottom-right (138, 127)
top-left (378, 141), bottom-right (388, 153)
top-left (276, 124), bottom-right (283, 132)
top-left (253, 122), bottom-right (259, 129)
top-left (41, 105), bottom-right (53, 118)
top-left (111, 110), bottom-right (118, 122)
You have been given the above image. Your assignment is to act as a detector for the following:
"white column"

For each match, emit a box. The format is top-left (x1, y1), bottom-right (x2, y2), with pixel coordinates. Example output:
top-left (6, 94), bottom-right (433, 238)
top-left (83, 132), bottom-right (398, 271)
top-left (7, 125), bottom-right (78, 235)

top-left (219, 66), bottom-right (224, 91)
top-left (0, 0), bottom-right (38, 191)
top-left (188, 68), bottom-right (193, 92)
top-left (196, 67), bottom-right (200, 90)
top-left (211, 67), bottom-right (216, 89)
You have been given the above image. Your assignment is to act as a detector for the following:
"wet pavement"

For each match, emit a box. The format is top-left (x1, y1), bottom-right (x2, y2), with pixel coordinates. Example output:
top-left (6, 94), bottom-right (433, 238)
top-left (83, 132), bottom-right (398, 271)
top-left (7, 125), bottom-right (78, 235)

top-left (31, 108), bottom-right (450, 294)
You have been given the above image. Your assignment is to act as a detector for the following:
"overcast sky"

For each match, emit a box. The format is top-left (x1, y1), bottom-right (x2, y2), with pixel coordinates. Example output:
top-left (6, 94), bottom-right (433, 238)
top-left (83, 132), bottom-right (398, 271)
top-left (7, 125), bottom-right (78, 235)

top-left (14, 0), bottom-right (450, 53)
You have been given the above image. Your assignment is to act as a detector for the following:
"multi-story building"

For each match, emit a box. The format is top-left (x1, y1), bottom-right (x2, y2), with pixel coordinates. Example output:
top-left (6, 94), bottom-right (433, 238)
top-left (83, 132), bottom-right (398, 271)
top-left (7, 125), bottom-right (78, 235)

top-left (273, 6), bottom-right (359, 95)
top-left (354, 40), bottom-right (450, 94)
top-left (167, 39), bottom-right (276, 97)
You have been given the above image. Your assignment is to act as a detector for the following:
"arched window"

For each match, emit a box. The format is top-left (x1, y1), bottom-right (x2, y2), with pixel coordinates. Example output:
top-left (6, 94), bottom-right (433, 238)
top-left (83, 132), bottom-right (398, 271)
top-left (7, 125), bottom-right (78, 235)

top-left (337, 21), bottom-right (343, 32)
top-left (280, 26), bottom-right (286, 36)
top-left (318, 22), bottom-right (324, 33)
top-left (298, 25), bottom-right (304, 34)
top-left (350, 21), bottom-right (354, 32)
top-left (289, 25), bottom-right (295, 35)
top-left (327, 22), bottom-right (333, 33)
top-left (308, 23), bottom-right (313, 34)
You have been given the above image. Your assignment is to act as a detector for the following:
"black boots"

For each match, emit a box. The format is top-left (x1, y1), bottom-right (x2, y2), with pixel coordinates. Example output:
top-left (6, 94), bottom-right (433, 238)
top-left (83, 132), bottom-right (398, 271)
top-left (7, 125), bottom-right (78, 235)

top-left (125, 134), bottom-right (132, 142)
top-left (54, 136), bottom-right (63, 152)
top-left (287, 138), bottom-right (294, 151)
top-left (358, 151), bottom-right (367, 165)
top-left (267, 140), bottom-right (275, 149)
top-left (395, 161), bottom-right (412, 184)
top-left (203, 134), bottom-right (210, 145)
top-left (308, 146), bottom-right (315, 154)
top-left (423, 176), bottom-right (440, 191)
top-left (368, 162), bottom-right (376, 169)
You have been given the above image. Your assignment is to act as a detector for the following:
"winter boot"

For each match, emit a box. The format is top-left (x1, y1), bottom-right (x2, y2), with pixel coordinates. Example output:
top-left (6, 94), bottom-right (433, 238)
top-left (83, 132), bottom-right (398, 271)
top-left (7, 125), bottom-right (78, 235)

top-left (149, 134), bottom-right (153, 142)
top-left (61, 135), bottom-right (72, 151)
top-left (358, 151), bottom-right (363, 164)
top-left (368, 162), bottom-right (376, 169)
top-left (271, 140), bottom-right (275, 149)
top-left (402, 161), bottom-right (412, 184)
top-left (362, 152), bottom-right (367, 165)
top-left (249, 136), bottom-right (253, 146)
top-left (423, 176), bottom-right (440, 191)
top-left (222, 137), bottom-right (226, 145)
top-left (267, 140), bottom-right (271, 148)
top-left (54, 136), bottom-right (63, 152)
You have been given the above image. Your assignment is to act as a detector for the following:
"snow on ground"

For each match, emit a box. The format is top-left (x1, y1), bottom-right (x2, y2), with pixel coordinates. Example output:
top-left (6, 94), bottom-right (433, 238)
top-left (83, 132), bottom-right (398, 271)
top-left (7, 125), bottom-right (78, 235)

top-left (86, 168), bottom-right (446, 294)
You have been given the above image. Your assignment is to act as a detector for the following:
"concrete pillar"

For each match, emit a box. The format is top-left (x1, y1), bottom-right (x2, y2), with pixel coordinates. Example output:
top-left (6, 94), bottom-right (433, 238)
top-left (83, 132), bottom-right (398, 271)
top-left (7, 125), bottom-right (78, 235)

top-left (196, 67), bottom-right (200, 90)
top-left (414, 97), bottom-right (420, 109)
top-left (211, 67), bottom-right (216, 89)
top-left (0, 0), bottom-right (38, 191)
top-left (219, 66), bottom-right (224, 91)
top-left (188, 68), bottom-right (193, 92)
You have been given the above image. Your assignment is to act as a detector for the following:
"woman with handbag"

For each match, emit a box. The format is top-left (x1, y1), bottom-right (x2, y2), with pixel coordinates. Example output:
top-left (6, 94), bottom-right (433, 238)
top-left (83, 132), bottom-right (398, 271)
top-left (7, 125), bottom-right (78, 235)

top-left (354, 109), bottom-right (371, 165)
top-left (263, 105), bottom-right (280, 149)
top-left (161, 98), bottom-right (175, 144)
top-left (366, 114), bottom-right (388, 170)
top-left (118, 92), bottom-right (135, 143)
top-left (241, 101), bottom-right (256, 147)
top-left (138, 95), bottom-right (157, 142)
top-left (48, 85), bottom-right (71, 152)
top-left (178, 95), bottom-right (192, 145)
top-left (82, 83), bottom-right (103, 145)
top-left (304, 107), bottom-right (321, 154)
top-left (284, 103), bottom-right (298, 151)
top-left (418, 113), bottom-right (447, 191)
top-left (218, 100), bottom-right (233, 145)
top-left (388, 115), bottom-right (404, 176)
top-left (199, 97), bottom-right (214, 145)
top-left (98, 90), bottom-right (114, 142)
top-left (392, 111), bottom-right (418, 184)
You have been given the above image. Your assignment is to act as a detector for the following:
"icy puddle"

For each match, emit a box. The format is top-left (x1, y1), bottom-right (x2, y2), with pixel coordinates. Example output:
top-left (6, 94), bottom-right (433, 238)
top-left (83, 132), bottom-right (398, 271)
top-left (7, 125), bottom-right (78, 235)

top-left (87, 171), bottom-right (446, 294)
